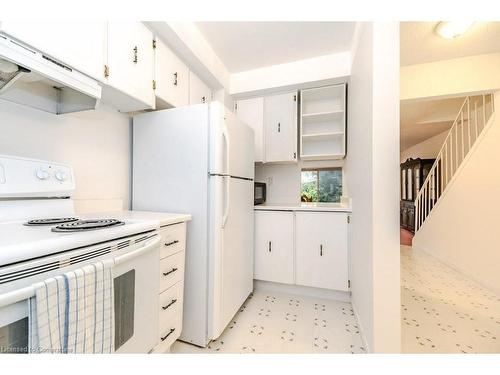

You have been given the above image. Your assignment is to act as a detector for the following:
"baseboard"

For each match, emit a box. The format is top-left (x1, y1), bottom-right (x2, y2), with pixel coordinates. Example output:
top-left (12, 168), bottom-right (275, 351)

top-left (253, 280), bottom-right (350, 302)
top-left (350, 300), bottom-right (370, 353)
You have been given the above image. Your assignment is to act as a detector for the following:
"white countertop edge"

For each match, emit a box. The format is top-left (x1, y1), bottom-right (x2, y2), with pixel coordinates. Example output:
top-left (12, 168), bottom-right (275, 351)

top-left (254, 204), bottom-right (351, 213)
top-left (81, 210), bottom-right (192, 228)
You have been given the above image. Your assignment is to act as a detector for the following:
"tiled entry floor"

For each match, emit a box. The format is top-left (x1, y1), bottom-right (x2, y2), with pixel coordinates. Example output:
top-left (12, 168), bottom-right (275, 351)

top-left (401, 245), bottom-right (500, 353)
top-left (171, 290), bottom-right (366, 354)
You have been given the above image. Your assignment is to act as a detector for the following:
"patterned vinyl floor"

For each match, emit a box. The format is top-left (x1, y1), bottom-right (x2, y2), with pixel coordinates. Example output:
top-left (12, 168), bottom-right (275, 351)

top-left (172, 246), bottom-right (500, 354)
top-left (401, 245), bottom-right (500, 353)
top-left (171, 291), bottom-right (366, 354)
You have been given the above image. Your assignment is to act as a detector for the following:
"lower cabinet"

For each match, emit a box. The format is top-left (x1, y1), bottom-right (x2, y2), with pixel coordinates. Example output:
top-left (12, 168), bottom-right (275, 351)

top-left (254, 210), bottom-right (349, 291)
top-left (152, 222), bottom-right (187, 353)
top-left (295, 212), bottom-right (349, 291)
top-left (254, 211), bottom-right (294, 284)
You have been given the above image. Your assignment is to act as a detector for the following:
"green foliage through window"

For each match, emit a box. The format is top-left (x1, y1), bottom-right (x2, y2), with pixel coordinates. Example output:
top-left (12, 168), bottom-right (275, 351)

top-left (300, 168), bottom-right (342, 203)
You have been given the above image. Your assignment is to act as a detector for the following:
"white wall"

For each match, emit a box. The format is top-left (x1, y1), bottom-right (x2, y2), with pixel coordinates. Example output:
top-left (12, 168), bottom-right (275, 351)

top-left (0, 100), bottom-right (132, 213)
top-left (413, 93), bottom-right (500, 295)
top-left (400, 130), bottom-right (448, 163)
top-left (255, 160), bottom-right (345, 204)
top-left (231, 52), bottom-right (350, 97)
top-left (401, 53), bottom-right (500, 101)
top-left (344, 22), bottom-right (401, 353)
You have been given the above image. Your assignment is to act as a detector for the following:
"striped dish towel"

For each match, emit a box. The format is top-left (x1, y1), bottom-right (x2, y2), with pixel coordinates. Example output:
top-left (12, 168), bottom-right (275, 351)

top-left (28, 259), bottom-right (115, 354)
top-left (28, 276), bottom-right (67, 353)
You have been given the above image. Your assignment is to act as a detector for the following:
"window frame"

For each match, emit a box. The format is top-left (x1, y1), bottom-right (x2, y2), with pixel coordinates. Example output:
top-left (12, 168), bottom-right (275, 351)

top-left (300, 167), bottom-right (343, 203)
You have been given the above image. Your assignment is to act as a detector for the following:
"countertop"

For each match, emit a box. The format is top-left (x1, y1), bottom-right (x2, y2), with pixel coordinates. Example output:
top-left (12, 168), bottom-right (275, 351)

top-left (80, 210), bottom-right (192, 228)
top-left (254, 202), bottom-right (351, 212)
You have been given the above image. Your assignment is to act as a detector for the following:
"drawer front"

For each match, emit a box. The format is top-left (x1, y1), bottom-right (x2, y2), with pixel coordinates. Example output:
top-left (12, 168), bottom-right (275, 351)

top-left (159, 251), bottom-right (184, 293)
top-left (159, 281), bottom-right (183, 331)
top-left (160, 223), bottom-right (186, 259)
top-left (154, 315), bottom-right (182, 353)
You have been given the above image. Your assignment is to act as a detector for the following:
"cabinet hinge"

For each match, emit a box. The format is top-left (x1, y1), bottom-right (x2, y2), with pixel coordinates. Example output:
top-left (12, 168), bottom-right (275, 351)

top-left (104, 65), bottom-right (109, 78)
top-left (152, 39), bottom-right (157, 49)
top-left (347, 215), bottom-right (351, 223)
top-left (293, 94), bottom-right (297, 102)
top-left (152, 80), bottom-right (156, 90)
top-left (293, 152), bottom-right (296, 159)
top-left (348, 280), bottom-right (351, 288)
top-left (234, 102), bottom-right (238, 111)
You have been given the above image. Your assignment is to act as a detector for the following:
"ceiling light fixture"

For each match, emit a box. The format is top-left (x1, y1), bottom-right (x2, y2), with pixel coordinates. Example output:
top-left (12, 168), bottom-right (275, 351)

top-left (435, 21), bottom-right (474, 39)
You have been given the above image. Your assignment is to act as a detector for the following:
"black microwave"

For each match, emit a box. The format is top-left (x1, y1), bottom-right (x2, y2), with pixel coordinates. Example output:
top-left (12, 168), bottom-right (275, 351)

top-left (254, 182), bottom-right (266, 205)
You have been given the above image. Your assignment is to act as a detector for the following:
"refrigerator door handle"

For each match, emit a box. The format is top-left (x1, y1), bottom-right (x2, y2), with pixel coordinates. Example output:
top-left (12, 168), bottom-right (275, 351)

top-left (222, 175), bottom-right (230, 228)
top-left (221, 124), bottom-right (230, 229)
top-left (222, 124), bottom-right (230, 174)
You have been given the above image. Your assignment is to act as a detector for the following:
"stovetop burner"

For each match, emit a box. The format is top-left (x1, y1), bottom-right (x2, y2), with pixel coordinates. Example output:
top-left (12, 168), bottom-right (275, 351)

top-left (51, 219), bottom-right (125, 232)
top-left (24, 217), bottom-right (79, 226)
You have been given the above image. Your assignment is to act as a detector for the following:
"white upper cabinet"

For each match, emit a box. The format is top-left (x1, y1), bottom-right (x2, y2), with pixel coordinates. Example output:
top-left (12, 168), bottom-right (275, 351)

top-left (0, 21), bottom-right (106, 82)
top-left (295, 212), bottom-right (349, 291)
top-left (264, 92), bottom-right (298, 163)
top-left (105, 22), bottom-right (155, 111)
top-left (189, 71), bottom-right (211, 105)
top-left (300, 84), bottom-right (347, 160)
top-left (235, 97), bottom-right (265, 163)
top-left (154, 39), bottom-right (189, 108)
top-left (254, 211), bottom-right (294, 285)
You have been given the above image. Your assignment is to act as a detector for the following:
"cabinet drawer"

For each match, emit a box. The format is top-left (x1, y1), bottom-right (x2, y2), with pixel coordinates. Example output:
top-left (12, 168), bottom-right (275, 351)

top-left (154, 316), bottom-right (182, 353)
top-left (159, 281), bottom-right (183, 331)
top-left (159, 251), bottom-right (184, 293)
top-left (160, 223), bottom-right (186, 259)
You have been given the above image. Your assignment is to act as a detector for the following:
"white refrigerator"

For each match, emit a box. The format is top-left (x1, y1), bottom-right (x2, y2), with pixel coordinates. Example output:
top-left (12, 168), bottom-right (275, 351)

top-left (132, 102), bottom-right (254, 347)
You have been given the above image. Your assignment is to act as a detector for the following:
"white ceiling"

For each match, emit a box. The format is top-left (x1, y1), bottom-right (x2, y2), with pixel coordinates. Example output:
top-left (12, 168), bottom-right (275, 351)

top-left (401, 22), bottom-right (500, 66)
top-left (195, 22), bottom-right (356, 73)
top-left (400, 97), bottom-right (465, 150)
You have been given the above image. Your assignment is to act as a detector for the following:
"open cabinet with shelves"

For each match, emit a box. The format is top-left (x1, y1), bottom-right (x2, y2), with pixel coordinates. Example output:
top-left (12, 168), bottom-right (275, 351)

top-left (300, 84), bottom-right (346, 160)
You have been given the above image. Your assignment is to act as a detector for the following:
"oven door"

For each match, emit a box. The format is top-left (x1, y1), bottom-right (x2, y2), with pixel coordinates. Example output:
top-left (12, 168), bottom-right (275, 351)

top-left (0, 233), bottom-right (160, 354)
top-left (113, 237), bottom-right (159, 353)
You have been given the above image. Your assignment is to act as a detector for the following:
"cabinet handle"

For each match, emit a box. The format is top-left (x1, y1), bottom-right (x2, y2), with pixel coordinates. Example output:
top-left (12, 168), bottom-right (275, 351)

top-left (133, 46), bottom-right (138, 63)
top-left (160, 328), bottom-right (175, 341)
top-left (202, 96), bottom-right (206, 103)
top-left (268, 241), bottom-right (272, 252)
top-left (162, 299), bottom-right (178, 310)
top-left (320, 244), bottom-right (323, 256)
top-left (277, 122), bottom-right (281, 133)
top-left (163, 267), bottom-right (178, 276)
top-left (173, 72), bottom-right (178, 86)
top-left (164, 240), bottom-right (179, 247)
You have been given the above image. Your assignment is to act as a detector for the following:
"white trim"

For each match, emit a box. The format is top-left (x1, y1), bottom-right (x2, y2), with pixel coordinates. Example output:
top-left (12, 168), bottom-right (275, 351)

top-left (253, 279), bottom-right (350, 303)
top-left (350, 300), bottom-right (370, 353)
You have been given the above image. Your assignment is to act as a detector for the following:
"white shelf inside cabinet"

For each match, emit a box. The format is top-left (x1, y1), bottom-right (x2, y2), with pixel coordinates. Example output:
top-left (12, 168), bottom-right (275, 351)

top-left (300, 84), bottom-right (346, 160)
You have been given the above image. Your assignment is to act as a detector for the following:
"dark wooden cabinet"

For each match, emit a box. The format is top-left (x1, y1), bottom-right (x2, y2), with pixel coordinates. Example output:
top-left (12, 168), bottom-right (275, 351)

top-left (400, 158), bottom-right (435, 232)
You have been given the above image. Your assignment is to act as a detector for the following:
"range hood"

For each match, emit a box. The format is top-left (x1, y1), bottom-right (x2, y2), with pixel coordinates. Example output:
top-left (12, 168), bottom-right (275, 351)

top-left (0, 33), bottom-right (101, 114)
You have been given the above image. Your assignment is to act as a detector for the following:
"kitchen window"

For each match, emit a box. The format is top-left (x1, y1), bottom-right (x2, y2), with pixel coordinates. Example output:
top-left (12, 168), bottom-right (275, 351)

top-left (300, 168), bottom-right (342, 203)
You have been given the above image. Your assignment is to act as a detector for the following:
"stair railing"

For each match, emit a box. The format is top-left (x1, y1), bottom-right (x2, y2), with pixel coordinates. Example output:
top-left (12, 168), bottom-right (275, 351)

top-left (414, 93), bottom-right (495, 232)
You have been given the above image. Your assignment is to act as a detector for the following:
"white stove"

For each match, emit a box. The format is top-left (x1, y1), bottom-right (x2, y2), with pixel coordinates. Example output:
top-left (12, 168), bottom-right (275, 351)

top-left (0, 154), bottom-right (161, 353)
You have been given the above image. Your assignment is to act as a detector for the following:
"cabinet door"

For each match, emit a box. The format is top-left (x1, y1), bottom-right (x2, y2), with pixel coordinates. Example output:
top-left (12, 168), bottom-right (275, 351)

top-left (254, 211), bottom-right (294, 284)
top-left (0, 21), bottom-right (106, 81)
top-left (106, 22), bottom-right (155, 109)
top-left (295, 212), bottom-right (348, 291)
top-left (155, 39), bottom-right (189, 108)
top-left (189, 71), bottom-right (211, 105)
top-left (264, 92), bottom-right (297, 163)
top-left (236, 97), bottom-right (264, 163)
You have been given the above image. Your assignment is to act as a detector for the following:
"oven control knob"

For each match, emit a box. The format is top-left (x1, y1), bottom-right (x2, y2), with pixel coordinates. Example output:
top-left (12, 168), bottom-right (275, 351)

top-left (55, 170), bottom-right (67, 182)
top-left (35, 168), bottom-right (50, 180)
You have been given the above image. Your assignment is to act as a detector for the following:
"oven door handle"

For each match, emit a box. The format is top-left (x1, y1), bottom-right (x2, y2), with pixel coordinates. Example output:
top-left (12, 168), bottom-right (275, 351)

top-left (113, 234), bottom-right (160, 265)
top-left (0, 234), bottom-right (161, 308)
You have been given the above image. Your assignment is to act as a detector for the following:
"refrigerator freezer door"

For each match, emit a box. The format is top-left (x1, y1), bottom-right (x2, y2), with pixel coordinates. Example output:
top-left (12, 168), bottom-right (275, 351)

top-left (209, 102), bottom-right (255, 179)
top-left (208, 175), bottom-right (254, 340)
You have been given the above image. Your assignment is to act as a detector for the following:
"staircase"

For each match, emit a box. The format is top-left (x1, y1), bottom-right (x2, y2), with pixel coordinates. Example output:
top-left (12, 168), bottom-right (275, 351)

top-left (414, 93), bottom-right (495, 232)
